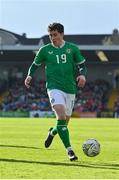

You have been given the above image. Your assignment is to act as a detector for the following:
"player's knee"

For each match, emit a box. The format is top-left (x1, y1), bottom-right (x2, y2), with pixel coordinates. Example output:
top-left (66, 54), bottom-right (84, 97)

top-left (58, 113), bottom-right (66, 120)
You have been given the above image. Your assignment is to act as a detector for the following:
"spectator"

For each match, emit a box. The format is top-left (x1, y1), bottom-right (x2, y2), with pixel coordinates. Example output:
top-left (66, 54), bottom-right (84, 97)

top-left (114, 72), bottom-right (119, 89)
top-left (102, 28), bottom-right (119, 45)
top-left (113, 96), bottom-right (119, 118)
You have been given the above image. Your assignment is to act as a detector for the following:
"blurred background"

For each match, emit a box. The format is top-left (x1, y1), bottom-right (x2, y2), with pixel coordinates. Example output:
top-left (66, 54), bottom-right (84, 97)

top-left (0, 0), bottom-right (119, 118)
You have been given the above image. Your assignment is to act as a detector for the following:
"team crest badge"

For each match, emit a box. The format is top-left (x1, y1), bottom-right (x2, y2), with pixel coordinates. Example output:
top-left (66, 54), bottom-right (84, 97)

top-left (66, 49), bottom-right (71, 54)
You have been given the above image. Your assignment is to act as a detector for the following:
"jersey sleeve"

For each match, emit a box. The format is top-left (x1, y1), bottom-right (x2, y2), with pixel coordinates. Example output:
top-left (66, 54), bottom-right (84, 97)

top-left (34, 47), bottom-right (45, 65)
top-left (73, 45), bottom-right (86, 64)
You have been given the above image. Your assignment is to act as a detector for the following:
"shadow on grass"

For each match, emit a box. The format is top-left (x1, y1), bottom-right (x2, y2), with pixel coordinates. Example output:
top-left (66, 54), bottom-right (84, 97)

top-left (0, 144), bottom-right (40, 149)
top-left (0, 158), bottom-right (119, 170)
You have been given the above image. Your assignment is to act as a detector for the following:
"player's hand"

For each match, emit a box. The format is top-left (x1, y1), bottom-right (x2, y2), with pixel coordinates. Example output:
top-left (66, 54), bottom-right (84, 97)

top-left (77, 75), bottom-right (86, 88)
top-left (24, 76), bottom-right (32, 88)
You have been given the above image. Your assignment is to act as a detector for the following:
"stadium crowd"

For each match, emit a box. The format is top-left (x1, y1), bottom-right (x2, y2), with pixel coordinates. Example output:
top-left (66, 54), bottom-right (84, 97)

top-left (0, 76), bottom-right (111, 115)
top-left (74, 79), bottom-right (110, 115)
top-left (113, 96), bottom-right (119, 118)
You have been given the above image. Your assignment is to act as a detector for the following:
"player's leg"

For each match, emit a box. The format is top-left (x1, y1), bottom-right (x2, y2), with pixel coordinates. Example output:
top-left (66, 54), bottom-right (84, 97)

top-left (45, 89), bottom-right (70, 148)
top-left (64, 94), bottom-right (78, 161)
top-left (49, 105), bottom-right (71, 136)
top-left (53, 104), bottom-right (78, 161)
top-left (44, 89), bottom-right (64, 148)
top-left (44, 116), bottom-right (70, 148)
top-left (46, 89), bottom-right (77, 160)
top-left (49, 115), bottom-right (70, 136)
top-left (66, 116), bottom-right (70, 126)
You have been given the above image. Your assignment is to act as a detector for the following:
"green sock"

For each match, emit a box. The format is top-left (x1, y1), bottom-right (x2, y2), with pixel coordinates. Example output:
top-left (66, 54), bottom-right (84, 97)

top-left (51, 127), bottom-right (57, 136)
top-left (51, 119), bottom-right (69, 136)
top-left (57, 120), bottom-right (71, 149)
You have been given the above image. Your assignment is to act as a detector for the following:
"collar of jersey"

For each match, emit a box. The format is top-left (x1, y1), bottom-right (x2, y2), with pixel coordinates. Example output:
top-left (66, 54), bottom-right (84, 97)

top-left (51, 40), bottom-right (65, 48)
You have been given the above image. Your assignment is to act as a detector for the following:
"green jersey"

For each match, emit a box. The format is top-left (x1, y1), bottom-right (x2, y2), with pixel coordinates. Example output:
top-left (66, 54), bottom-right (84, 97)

top-left (33, 42), bottom-right (85, 94)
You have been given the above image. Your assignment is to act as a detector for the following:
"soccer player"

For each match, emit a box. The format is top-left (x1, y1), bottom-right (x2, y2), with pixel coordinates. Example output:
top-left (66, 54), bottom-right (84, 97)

top-left (25, 23), bottom-right (87, 161)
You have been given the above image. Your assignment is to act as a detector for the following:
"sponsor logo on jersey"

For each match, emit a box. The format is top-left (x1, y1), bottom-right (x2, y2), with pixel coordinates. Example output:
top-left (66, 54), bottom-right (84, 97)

top-left (48, 51), bottom-right (53, 54)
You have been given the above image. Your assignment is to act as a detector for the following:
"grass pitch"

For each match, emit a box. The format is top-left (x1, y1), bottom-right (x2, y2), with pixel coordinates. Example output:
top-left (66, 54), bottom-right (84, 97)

top-left (0, 117), bottom-right (119, 179)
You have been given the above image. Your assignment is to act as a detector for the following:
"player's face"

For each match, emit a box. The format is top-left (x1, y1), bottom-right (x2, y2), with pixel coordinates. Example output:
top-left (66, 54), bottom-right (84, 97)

top-left (49, 30), bottom-right (64, 47)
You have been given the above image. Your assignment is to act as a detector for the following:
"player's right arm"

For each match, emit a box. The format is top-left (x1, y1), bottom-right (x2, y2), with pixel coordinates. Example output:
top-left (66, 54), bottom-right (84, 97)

top-left (24, 47), bottom-right (45, 88)
top-left (24, 62), bottom-right (39, 88)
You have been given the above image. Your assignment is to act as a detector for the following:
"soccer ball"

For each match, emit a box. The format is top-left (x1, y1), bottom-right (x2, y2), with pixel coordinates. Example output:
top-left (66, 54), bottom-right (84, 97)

top-left (82, 138), bottom-right (100, 157)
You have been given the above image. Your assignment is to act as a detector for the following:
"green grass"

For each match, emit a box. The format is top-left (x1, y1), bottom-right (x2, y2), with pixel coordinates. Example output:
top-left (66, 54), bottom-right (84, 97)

top-left (0, 117), bottom-right (119, 179)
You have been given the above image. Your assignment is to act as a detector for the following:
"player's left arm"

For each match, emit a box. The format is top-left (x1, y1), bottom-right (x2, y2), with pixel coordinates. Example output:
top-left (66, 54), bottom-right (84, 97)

top-left (76, 62), bottom-right (87, 88)
top-left (73, 45), bottom-right (87, 87)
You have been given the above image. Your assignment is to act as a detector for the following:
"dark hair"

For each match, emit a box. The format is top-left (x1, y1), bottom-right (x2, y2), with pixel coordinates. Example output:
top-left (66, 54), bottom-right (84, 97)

top-left (48, 23), bottom-right (64, 33)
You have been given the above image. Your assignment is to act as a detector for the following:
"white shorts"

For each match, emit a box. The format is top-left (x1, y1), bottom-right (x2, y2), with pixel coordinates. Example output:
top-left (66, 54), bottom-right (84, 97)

top-left (47, 89), bottom-right (75, 116)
